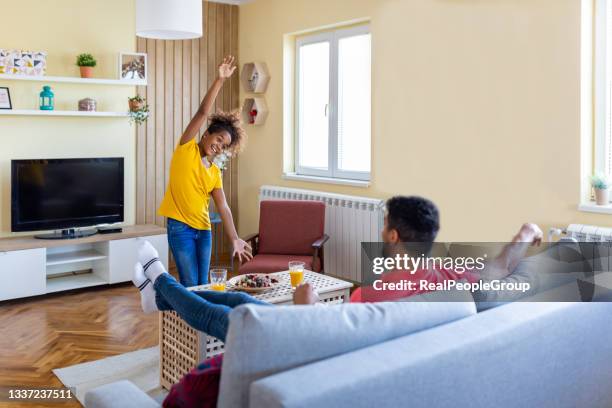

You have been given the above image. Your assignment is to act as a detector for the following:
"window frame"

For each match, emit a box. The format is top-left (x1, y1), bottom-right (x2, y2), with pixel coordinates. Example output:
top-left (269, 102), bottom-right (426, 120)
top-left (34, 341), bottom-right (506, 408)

top-left (595, 0), bottom-right (611, 176)
top-left (294, 24), bottom-right (371, 181)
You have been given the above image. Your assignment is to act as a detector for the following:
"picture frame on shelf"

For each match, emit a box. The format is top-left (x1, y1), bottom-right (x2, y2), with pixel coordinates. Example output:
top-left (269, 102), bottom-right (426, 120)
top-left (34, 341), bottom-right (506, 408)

top-left (0, 49), bottom-right (47, 76)
top-left (118, 52), bottom-right (147, 81)
top-left (0, 87), bottom-right (12, 109)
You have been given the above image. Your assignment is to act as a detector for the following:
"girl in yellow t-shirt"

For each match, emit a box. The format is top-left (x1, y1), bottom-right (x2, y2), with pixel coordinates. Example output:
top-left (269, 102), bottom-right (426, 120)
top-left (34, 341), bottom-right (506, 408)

top-left (158, 55), bottom-right (251, 286)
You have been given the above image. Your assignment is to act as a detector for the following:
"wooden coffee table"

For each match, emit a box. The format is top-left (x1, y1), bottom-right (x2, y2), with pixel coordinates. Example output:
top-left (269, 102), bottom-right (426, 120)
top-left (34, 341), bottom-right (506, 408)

top-left (159, 270), bottom-right (353, 389)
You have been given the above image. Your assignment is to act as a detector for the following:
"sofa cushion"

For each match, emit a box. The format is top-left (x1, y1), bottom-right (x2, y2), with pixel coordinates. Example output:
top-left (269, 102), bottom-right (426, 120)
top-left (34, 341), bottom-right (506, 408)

top-left (251, 302), bottom-right (612, 408)
top-left (239, 254), bottom-right (314, 274)
top-left (258, 200), bottom-right (325, 255)
top-left (162, 354), bottom-right (223, 408)
top-left (217, 300), bottom-right (476, 408)
top-left (84, 380), bottom-right (159, 408)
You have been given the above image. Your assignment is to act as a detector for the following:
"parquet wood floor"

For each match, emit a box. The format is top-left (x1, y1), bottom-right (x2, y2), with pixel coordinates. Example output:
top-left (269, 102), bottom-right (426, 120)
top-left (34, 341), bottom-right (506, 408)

top-left (0, 283), bottom-right (160, 408)
top-left (0, 259), bottom-right (238, 408)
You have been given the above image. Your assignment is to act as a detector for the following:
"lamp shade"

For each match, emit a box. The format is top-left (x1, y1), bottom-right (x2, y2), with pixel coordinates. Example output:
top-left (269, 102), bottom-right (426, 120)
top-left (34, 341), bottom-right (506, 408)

top-left (136, 0), bottom-right (203, 40)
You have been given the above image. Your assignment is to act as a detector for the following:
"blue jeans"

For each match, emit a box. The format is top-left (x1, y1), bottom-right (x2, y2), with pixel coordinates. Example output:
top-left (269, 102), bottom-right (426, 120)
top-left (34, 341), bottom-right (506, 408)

top-left (167, 218), bottom-right (212, 287)
top-left (154, 274), bottom-right (269, 341)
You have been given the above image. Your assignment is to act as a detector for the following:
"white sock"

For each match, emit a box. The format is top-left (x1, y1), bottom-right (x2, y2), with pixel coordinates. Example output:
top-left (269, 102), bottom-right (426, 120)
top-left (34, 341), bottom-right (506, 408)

top-left (137, 240), bottom-right (167, 283)
top-left (132, 263), bottom-right (158, 314)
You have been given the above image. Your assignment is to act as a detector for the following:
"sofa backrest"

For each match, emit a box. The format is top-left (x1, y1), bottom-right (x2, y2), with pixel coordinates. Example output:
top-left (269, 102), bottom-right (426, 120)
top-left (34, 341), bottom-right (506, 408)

top-left (217, 298), bottom-right (476, 408)
top-left (258, 200), bottom-right (325, 255)
top-left (249, 301), bottom-right (612, 408)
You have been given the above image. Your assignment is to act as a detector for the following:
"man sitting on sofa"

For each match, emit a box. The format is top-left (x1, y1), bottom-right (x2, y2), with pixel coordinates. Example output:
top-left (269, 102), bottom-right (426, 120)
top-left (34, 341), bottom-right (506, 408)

top-left (350, 196), bottom-right (544, 302)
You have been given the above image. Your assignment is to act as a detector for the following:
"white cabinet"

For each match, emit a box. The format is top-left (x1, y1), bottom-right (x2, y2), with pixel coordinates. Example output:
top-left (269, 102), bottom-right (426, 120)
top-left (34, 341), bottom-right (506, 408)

top-left (0, 248), bottom-right (46, 301)
top-left (108, 234), bottom-right (168, 284)
top-left (0, 226), bottom-right (167, 301)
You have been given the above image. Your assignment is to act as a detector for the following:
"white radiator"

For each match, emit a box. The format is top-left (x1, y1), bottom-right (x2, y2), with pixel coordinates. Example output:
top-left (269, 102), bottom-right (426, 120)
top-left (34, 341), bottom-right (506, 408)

top-left (550, 224), bottom-right (612, 242)
top-left (550, 224), bottom-right (612, 272)
top-left (259, 185), bottom-right (385, 282)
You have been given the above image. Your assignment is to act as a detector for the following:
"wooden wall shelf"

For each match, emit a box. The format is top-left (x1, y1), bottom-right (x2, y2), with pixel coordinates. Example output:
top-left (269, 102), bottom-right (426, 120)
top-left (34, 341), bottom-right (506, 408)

top-left (240, 62), bottom-right (270, 93)
top-left (0, 109), bottom-right (128, 117)
top-left (0, 73), bottom-right (146, 86)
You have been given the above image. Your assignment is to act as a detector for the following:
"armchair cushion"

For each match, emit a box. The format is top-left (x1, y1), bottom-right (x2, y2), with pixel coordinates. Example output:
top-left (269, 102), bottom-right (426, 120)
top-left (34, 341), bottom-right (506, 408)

top-left (239, 254), bottom-right (314, 274)
top-left (258, 200), bottom-right (325, 256)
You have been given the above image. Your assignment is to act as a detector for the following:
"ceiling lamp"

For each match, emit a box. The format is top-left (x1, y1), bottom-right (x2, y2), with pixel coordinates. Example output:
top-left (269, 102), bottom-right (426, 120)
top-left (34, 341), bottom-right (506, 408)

top-left (136, 0), bottom-right (203, 40)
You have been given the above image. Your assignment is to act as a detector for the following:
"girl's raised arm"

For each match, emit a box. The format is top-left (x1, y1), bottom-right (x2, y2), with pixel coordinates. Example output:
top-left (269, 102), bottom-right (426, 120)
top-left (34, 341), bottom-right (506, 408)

top-left (179, 55), bottom-right (236, 145)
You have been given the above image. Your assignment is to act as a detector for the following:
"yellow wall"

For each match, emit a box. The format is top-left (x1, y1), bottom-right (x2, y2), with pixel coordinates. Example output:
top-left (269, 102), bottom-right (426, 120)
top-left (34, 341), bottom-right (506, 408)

top-left (0, 0), bottom-right (137, 237)
top-left (238, 0), bottom-right (608, 241)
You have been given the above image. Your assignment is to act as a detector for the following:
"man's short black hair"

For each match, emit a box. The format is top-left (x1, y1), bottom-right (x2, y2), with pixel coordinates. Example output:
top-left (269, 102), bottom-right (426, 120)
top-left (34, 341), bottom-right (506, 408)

top-left (386, 196), bottom-right (440, 243)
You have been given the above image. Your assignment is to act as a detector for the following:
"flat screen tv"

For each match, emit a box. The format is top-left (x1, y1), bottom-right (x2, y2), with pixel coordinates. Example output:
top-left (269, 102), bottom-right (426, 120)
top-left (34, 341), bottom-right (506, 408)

top-left (11, 158), bottom-right (124, 238)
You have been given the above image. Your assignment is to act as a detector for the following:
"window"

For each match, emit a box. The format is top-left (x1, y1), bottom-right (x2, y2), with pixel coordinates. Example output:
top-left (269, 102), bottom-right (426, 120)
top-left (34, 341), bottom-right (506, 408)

top-left (295, 25), bottom-right (371, 181)
top-left (595, 0), bottom-right (612, 177)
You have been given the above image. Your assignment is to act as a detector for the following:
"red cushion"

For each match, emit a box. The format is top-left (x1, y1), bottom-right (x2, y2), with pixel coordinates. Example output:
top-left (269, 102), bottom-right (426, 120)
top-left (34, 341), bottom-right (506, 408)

top-left (163, 354), bottom-right (223, 408)
top-left (239, 254), bottom-right (315, 274)
top-left (257, 200), bottom-right (325, 255)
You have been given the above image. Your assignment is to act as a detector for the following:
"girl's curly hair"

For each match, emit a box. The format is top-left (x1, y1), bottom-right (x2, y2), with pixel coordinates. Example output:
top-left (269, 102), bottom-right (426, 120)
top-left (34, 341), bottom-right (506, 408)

top-left (206, 110), bottom-right (247, 155)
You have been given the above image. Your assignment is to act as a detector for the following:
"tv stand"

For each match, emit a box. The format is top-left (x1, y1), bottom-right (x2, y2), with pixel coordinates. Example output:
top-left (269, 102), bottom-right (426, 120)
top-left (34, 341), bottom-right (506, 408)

top-left (35, 228), bottom-right (98, 240)
top-left (0, 225), bottom-right (167, 301)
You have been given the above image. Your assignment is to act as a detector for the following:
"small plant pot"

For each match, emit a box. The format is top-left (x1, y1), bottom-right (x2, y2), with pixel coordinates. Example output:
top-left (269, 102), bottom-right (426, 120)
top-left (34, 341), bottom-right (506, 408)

top-left (595, 188), bottom-right (610, 205)
top-left (80, 66), bottom-right (94, 78)
top-left (129, 100), bottom-right (144, 112)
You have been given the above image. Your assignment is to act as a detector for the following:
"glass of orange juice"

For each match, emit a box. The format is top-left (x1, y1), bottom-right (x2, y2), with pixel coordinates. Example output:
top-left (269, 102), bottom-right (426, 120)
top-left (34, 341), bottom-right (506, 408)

top-left (210, 269), bottom-right (227, 291)
top-left (288, 261), bottom-right (305, 288)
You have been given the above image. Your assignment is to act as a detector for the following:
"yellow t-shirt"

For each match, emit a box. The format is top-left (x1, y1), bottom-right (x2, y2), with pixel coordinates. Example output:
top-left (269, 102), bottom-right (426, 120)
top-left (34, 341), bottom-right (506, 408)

top-left (158, 139), bottom-right (223, 230)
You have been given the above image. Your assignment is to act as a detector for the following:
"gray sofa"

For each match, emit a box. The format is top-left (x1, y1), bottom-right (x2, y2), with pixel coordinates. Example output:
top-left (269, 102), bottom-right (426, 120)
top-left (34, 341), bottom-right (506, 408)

top-left (85, 279), bottom-right (612, 408)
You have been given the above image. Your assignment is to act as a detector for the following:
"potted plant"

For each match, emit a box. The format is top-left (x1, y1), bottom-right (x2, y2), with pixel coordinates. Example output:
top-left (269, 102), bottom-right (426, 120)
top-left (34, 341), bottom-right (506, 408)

top-left (128, 95), bottom-right (145, 112)
top-left (591, 173), bottom-right (610, 205)
top-left (127, 95), bottom-right (149, 126)
top-left (76, 53), bottom-right (97, 78)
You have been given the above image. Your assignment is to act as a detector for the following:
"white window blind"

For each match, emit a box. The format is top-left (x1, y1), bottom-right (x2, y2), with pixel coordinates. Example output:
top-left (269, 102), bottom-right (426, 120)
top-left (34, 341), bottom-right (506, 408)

top-left (295, 25), bottom-right (371, 181)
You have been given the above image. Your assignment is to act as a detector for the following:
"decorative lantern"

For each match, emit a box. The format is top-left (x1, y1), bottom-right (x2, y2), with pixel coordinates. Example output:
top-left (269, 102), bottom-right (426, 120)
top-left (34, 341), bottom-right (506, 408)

top-left (39, 86), bottom-right (54, 110)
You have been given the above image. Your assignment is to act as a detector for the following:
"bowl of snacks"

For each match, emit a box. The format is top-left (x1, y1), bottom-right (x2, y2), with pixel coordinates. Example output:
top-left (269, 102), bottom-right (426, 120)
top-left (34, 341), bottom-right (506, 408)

top-left (228, 274), bottom-right (280, 293)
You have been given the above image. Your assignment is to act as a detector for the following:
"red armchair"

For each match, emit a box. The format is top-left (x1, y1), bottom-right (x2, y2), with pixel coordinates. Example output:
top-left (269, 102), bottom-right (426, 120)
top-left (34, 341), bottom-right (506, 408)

top-left (239, 200), bottom-right (329, 274)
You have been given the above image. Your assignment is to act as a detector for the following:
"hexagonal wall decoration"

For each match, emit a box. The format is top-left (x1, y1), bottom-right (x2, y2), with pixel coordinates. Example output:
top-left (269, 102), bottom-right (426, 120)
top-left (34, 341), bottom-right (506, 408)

top-left (242, 97), bottom-right (268, 125)
top-left (241, 62), bottom-right (270, 93)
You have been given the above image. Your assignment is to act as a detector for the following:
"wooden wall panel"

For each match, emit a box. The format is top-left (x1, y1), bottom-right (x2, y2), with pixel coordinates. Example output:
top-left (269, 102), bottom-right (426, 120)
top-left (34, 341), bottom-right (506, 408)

top-left (230, 6), bottom-right (239, 230)
top-left (136, 37), bottom-right (147, 225)
top-left (145, 38), bottom-right (156, 225)
top-left (136, 2), bottom-right (240, 262)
